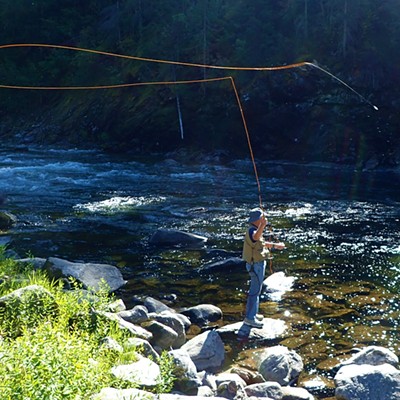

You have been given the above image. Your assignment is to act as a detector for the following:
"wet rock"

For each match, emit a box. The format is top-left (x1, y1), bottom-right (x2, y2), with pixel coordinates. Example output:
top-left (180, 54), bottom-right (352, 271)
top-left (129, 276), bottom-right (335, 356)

top-left (338, 345), bottom-right (399, 368)
top-left (118, 305), bottom-right (150, 324)
top-left (111, 357), bottom-right (161, 388)
top-left (149, 311), bottom-right (186, 348)
top-left (181, 330), bottom-right (225, 372)
top-left (198, 257), bottom-right (245, 273)
top-left (258, 345), bottom-right (304, 386)
top-left (230, 367), bottom-right (265, 385)
top-left (143, 320), bottom-right (178, 350)
top-left (44, 257), bottom-right (126, 292)
top-left (334, 363), bottom-right (400, 400)
top-left (169, 349), bottom-right (201, 394)
top-left (144, 296), bottom-right (175, 314)
top-left (0, 236), bottom-right (12, 246)
top-left (181, 304), bottom-right (223, 326)
top-left (149, 228), bottom-right (207, 247)
top-left (244, 381), bottom-right (282, 399)
top-left (217, 318), bottom-right (287, 342)
top-left (263, 271), bottom-right (296, 301)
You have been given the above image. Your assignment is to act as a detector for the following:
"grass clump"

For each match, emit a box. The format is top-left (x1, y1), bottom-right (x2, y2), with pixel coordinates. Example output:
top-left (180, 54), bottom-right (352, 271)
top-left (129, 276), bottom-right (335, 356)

top-left (0, 249), bottom-right (175, 399)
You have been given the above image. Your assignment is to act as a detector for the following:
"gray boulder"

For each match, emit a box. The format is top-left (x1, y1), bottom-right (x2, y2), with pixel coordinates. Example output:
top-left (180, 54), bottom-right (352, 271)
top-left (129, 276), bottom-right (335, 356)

top-left (281, 386), bottom-right (314, 400)
top-left (111, 357), bottom-right (161, 388)
top-left (124, 337), bottom-right (159, 360)
top-left (44, 257), bottom-right (126, 292)
top-left (149, 311), bottom-right (186, 348)
top-left (258, 345), bottom-right (304, 386)
top-left (181, 304), bottom-right (223, 326)
top-left (150, 228), bottom-right (207, 247)
top-left (245, 381), bottom-right (282, 399)
top-left (118, 305), bottom-right (150, 324)
top-left (198, 257), bottom-right (245, 273)
top-left (92, 388), bottom-right (155, 400)
top-left (143, 320), bottom-right (178, 350)
top-left (144, 296), bottom-right (175, 314)
top-left (217, 318), bottom-right (287, 342)
top-left (169, 349), bottom-right (202, 394)
top-left (0, 212), bottom-right (15, 230)
top-left (339, 345), bottom-right (399, 368)
top-left (181, 330), bottom-right (225, 372)
top-left (334, 363), bottom-right (400, 400)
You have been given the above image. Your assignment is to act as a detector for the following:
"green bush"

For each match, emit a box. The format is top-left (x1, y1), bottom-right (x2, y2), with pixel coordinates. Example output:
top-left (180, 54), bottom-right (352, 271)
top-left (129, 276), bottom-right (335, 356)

top-left (0, 252), bottom-right (176, 399)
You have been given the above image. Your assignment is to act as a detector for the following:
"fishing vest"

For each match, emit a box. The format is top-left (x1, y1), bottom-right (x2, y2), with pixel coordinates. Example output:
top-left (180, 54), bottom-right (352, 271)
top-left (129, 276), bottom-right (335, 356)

top-left (242, 227), bottom-right (269, 264)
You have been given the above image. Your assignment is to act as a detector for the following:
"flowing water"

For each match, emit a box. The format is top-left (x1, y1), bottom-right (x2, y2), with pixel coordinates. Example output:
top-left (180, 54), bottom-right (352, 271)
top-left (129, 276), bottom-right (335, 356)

top-left (1, 146), bottom-right (400, 391)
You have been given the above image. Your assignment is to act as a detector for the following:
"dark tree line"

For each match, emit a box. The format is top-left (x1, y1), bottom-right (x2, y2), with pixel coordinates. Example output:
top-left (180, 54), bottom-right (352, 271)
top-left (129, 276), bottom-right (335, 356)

top-left (0, 0), bottom-right (399, 166)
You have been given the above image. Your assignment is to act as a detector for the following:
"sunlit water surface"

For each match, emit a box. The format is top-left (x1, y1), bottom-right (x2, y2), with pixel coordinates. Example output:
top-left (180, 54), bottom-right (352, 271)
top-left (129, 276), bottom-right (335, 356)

top-left (1, 146), bottom-right (399, 390)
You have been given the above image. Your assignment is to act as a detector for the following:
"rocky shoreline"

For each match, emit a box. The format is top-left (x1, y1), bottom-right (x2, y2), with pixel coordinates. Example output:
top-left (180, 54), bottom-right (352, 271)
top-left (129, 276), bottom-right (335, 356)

top-left (6, 227), bottom-right (400, 400)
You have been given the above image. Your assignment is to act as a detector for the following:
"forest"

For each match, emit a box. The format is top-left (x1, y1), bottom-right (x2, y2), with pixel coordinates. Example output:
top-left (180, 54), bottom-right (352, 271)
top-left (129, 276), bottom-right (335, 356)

top-left (0, 0), bottom-right (399, 166)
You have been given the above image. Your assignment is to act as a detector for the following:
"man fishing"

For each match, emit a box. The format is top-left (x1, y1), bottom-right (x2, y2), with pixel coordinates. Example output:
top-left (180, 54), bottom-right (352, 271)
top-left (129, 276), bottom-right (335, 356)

top-left (242, 208), bottom-right (285, 328)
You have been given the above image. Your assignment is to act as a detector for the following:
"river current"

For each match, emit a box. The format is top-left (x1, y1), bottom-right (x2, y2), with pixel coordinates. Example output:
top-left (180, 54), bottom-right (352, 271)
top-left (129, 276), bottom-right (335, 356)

top-left (1, 146), bottom-right (400, 386)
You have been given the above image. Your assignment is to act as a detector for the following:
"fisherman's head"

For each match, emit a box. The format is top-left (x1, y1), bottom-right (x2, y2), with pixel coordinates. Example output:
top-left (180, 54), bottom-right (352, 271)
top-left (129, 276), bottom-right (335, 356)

top-left (248, 208), bottom-right (265, 225)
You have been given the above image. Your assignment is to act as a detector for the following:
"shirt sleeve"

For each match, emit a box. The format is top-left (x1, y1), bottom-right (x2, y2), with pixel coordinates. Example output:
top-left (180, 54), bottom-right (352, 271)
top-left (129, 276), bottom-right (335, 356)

top-left (248, 226), bottom-right (257, 243)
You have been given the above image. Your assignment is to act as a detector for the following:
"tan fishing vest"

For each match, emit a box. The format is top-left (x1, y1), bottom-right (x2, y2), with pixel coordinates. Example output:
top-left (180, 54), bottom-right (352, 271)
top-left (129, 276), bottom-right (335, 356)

top-left (242, 227), bottom-right (269, 263)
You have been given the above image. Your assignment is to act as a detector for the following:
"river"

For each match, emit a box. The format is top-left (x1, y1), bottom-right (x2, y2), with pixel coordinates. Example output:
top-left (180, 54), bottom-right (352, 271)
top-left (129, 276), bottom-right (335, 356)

top-left (1, 146), bottom-right (400, 390)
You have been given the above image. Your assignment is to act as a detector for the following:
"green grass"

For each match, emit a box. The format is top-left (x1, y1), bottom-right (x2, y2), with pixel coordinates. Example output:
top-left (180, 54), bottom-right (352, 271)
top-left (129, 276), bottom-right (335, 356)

top-left (0, 247), bottom-right (175, 399)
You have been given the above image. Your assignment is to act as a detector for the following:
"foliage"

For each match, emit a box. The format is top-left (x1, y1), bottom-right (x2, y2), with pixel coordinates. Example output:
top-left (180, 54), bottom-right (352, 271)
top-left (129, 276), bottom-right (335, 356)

top-left (0, 250), bottom-right (175, 399)
top-left (0, 0), bottom-right (399, 165)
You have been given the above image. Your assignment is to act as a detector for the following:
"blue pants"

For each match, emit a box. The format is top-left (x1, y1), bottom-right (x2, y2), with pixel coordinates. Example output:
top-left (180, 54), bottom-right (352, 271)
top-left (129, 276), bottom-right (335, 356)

top-left (245, 261), bottom-right (266, 320)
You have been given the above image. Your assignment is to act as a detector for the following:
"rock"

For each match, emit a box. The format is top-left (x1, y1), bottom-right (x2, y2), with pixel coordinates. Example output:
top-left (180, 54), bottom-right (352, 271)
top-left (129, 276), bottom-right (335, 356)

top-left (215, 373), bottom-right (247, 399)
top-left (230, 367), bottom-right (265, 385)
top-left (92, 387), bottom-right (155, 400)
top-left (118, 305), bottom-right (150, 324)
top-left (0, 212), bottom-right (16, 230)
top-left (181, 330), bottom-right (225, 372)
top-left (111, 357), bottom-right (161, 388)
top-left (198, 257), bottom-right (245, 273)
top-left (125, 337), bottom-right (159, 360)
top-left (0, 236), bottom-right (12, 246)
top-left (44, 257), bottom-right (126, 292)
top-left (149, 311), bottom-right (186, 348)
top-left (258, 346), bottom-right (304, 386)
top-left (281, 386), bottom-right (314, 400)
top-left (263, 271), bottom-right (296, 301)
top-left (16, 257), bottom-right (47, 270)
top-left (217, 318), bottom-right (287, 342)
top-left (181, 304), bottom-right (223, 326)
top-left (107, 299), bottom-right (126, 313)
top-left (245, 381), bottom-right (283, 399)
top-left (144, 296), bottom-right (175, 314)
top-left (143, 320), bottom-right (178, 350)
top-left (96, 311), bottom-right (152, 341)
top-left (0, 284), bottom-right (57, 318)
top-left (100, 336), bottom-right (123, 353)
top-left (338, 345), bottom-right (399, 368)
top-left (334, 363), bottom-right (400, 400)
top-left (169, 349), bottom-right (202, 394)
top-left (149, 228), bottom-right (207, 247)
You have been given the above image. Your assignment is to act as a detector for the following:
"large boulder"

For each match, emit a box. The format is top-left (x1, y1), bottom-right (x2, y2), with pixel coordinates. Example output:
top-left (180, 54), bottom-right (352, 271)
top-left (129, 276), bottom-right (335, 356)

top-left (169, 349), bottom-right (201, 394)
top-left (143, 320), bottom-right (178, 350)
top-left (111, 357), bottom-right (161, 388)
top-left (181, 330), bottom-right (225, 372)
top-left (258, 345), bottom-right (304, 386)
top-left (338, 345), bottom-right (399, 368)
top-left (149, 311), bottom-right (187, 348)
top-left (44, 257), bottom-right (126, 292)
top-left (217, 318), bottom-right (287, 342)
top-left (334, 363), bottom-right (400, 400)
top-left (180, 304), bottom-right (223, 326)
top-left (244, 381), bottom-right (282, 399)
top-left (149, 229), bottom-right (207, 247)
